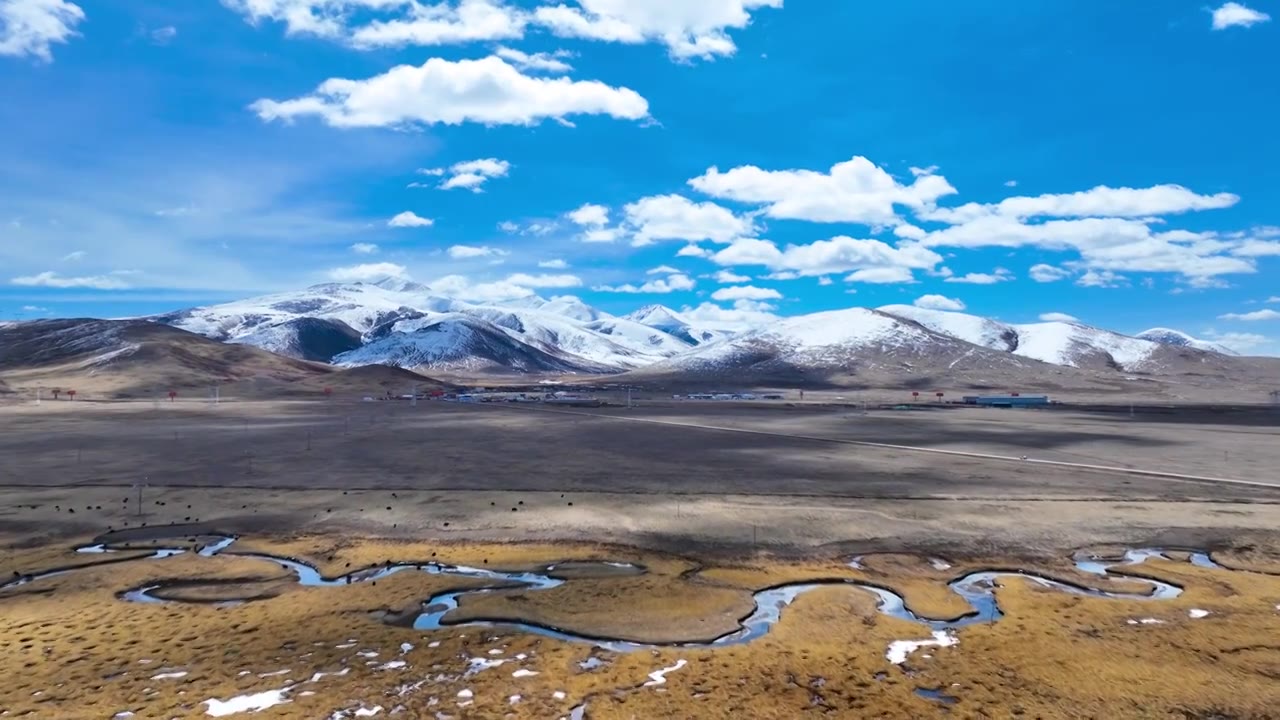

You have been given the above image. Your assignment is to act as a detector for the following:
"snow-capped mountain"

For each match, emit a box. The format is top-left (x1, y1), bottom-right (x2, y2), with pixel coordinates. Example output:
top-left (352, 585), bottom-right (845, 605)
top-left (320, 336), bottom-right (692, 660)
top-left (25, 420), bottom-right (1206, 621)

top-left (156, 280), bottom-right (693, 374)
top-left (877, 305), bottom-right (1222, 372)
top-left (1136, 328), bottom-right (1238, 356)
top-left (623, 304), bottom-right (734, 346)
top-left (633, 307), bottom-right (1048, 386)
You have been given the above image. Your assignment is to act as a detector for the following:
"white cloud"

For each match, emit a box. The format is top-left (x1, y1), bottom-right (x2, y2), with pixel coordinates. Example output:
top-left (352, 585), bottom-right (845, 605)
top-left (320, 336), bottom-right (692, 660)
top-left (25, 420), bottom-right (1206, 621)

top-left (154, 205), bottom-right (197, 217)
top-left (10, 271), bottom-right (130, 289)
top-left (447, 244), bottom-right (507, 259)
top-left (327, 262), bottom-right (408, 282)
top-left (349, 242), bottom-right (379, 254)
top-left (712, 269), bottom-right (750, 283)
top-left (689, 156), bottom-right (957, 226)
top-left (1218, 309), bottom-right (1280, 321)
top-left (1076, 269), bottom-right (1126, 288)
top-left (1268, 296), bottom-right (1280, 303)
top-left (567, 202), bottom-right (609, 226)
top-left (348, 0), bottom-right (528, 48)
top-left (711, 236), bottom-right (941, 279)
top-left (595, 273), bottom-right (696, 294)
top-left (922, 216), bottom-right (1255, 282)
top-left (252, 55), bottom-right (649, 128)
top-left (846, 267), bottom-right (917, 284)
top-left (623, 194), bottom-right (754, 246)
top-left (61, 250), bottom-right (85, 262)
top-left (427, 273), bottom-right (534, 302)
top-left (0, 0), bottom-right (85, 62)
top-left (418, 167), bottom-right (446, 176)
top-left (921, 185), bottom-right (1239, 225)
top-left (494, 45), bottom-right (573, 73)
top-left (1039, 312), bottom-right (1079, 323)
top-left (498, 220), bottom-right (520, 233)
top-left (676, 244), bottom-right (711, 258)
top-left (150, 25), bottom-right (177, 45)
top-left (913, 294), bottom-right (965, 311)
top-left (532, 0), bottom-right (782, 60)
top-left (944, 268), bottom-right (1012, 284)
top-left (505, 272), bottom-right (581, 288)
top-left (1029, 263), bottom-right (1071, 283)
top-left (711, 285), bottom-right (781, 301)
top-left (436, 157), bottom-right (511, 192)
top-left (1211, 2), bottom-right (1271, 29)
top-left (1202, 329), bottom-right (1276, 355)
top-left (1231, 239), bottom-right (1280, 257)
top-left (647, 264), bottom-right (681, 274)
top-left (21, 304), bottom-right (49, 312)
top-left (388, 211), bottom-right (434, 228)
top-left (817, 276), bottom-right (832, 286)
top-left (681, 298), bottom-right (778, 329)
top-left (537, 258), bottom-right (569, 269)
top-left (1004, 180), bottom-right (1018, 188)
top-left (764, 270), bottom-right (799, 280)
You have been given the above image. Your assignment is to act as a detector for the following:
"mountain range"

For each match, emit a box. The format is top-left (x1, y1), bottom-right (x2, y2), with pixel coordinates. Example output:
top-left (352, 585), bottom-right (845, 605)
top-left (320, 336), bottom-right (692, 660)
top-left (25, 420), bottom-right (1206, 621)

top-left (2, 278), bottom-right (1275, 400)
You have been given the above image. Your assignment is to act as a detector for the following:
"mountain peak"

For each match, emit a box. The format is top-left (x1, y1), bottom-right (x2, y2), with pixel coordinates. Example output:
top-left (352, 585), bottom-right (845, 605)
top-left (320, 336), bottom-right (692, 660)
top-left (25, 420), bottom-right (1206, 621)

top-left (1137, 328), bottom-right (1237, 356)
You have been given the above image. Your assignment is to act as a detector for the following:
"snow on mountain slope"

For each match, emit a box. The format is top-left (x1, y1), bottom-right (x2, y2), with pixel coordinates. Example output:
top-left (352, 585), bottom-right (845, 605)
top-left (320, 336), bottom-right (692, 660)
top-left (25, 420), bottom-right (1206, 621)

top-left (877, 305), bottom-right (1019, 352)
top-left (637, 308), bottom-right (1039, 385)
top-left (1136, 328), bottom-right (1238, 356)
top-left (332, 315), bottom-right (615, 374)
top-left (879, 305), bottom-right (1164, 371)
top-left (623, 304), bottom-right (734, 346)
top-left (230, 317), bottom-right (363, 363)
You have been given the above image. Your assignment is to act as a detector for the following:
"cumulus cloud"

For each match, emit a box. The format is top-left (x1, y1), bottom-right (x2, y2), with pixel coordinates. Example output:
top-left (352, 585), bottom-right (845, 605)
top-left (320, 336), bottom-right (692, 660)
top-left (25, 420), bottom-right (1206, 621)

top-left (1202, 329), bottom-right (1275, 355)
top-left (1230, 239), bottom-right (1280, 257)
top-left (537, 258), bottom-right (569, 269)
top-left (504, 272), bottom-right (581, 288)
top-left (427, 273), bottom-right (534, 302)
top-left (567, 202), bottom-right (610, 226)
top-left (388, 211), bottom-right (434, 228)
top-left (10, 271), bottom-right (130, 289)
top-left (426, 157), bottom-right (512, 192)
top-left (712, 269), bottom-right (750, 283)
top-left (681, 299), bottom-right (779, 329)
top-left (1039, 312), bottom-right (1079, 323)
top-left (494, 45), bottom-right (573, 73)
top-left (1076, 269), bottom-right (1126, 288)
top-left (327, 262), bottom-right (408, 282)
top-left (594, 273), bottom-right (696, 294)
top-left (945, 268), bottom-right (1012, 284)
top-left (647, 264), bottom-right (681, 274)
top-left (1218, 309), bottom-right (1280, 321)
top-left (689, 156), bottom-right (957, 226)
top-left (711, 285), bottom-right (781, 301)
top-left (921, 184), bottom-right (1239, 225)
top-left (913, 294), bottom-right (966, 311)
top-left (532, 0), bottom-right (782, 60)
top-left (711, 236), bottom-right (941, 280)
top-left (677, 244), bottom-right (711, 258)
top-left (1211, 2), bottom-right (1271, 29)
top-left (349, 242), bottom-right (379, 254)
top-left (252, 55), bottom-right (649, 128)
top-left (0, 0), bottom-right (85, 62)
top-left (447, 244), bottom-right (507, 259)
top-left (624, 194), bottom-right (755, 246)
top-left (1029, 264), bottom-right (1071, 283)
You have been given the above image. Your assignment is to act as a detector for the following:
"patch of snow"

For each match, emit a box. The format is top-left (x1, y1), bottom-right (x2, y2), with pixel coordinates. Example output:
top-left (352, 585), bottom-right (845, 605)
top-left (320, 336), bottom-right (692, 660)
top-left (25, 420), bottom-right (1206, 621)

top-left (885, 631), bottom-right (958, 665)
top-left (354, 707), bottom-right (383, 717)
top-left (151, 671), bottom-right (188, 680)
top-left (257, 669), bottom-right (291, 677)
top-left (509, 695), bottom-right (521, 705)
top-left (456, 689), bottom-right (473, 700)
top-left (929, 558), bottom-right (952, 571)
top-left (399, 643), bottom-right (413, 655)
top-left (427, 641), bottom-right (441, 648)
top-left (376, 660), bottom-right (407, 671)
top-left (308, 668), bottom-right (350, 683)
top-left (1189, 608), bottom-right (1210, 619)
top-left (466, 657), bottom-right (506, 674)
top-left (511, 669), bottom-right (539, 678)
top-left (203, 687), bottom-right (292, 717)
top-left (552, 691), bottom-right (566, 700)
top-left (1126, 618), bottom-right (1165, 625)
top-left (643, 659), bottom-right (688, 687)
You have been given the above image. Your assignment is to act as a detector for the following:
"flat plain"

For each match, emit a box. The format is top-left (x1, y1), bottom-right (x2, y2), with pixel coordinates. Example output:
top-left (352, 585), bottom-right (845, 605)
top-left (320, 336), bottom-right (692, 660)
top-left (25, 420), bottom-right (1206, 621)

top-left (1, 397), bottom-right (1279, 718)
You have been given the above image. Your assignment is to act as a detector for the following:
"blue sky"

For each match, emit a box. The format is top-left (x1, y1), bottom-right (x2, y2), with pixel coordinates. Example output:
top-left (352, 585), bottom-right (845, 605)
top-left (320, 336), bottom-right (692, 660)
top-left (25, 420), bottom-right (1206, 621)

top-left (2, 0), bottom-right (1279, 353)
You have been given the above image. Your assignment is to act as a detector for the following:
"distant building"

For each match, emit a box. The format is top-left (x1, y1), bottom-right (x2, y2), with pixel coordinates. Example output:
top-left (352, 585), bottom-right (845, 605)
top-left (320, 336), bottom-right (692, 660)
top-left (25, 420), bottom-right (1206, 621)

top-left (964, 395), bottom-right (1050, 407)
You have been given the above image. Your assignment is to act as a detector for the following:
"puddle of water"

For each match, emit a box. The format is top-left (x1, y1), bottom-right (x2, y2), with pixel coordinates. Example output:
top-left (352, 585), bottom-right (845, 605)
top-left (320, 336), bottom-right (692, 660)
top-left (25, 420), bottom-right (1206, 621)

top-left (915, 687), bottom-right (959, 705)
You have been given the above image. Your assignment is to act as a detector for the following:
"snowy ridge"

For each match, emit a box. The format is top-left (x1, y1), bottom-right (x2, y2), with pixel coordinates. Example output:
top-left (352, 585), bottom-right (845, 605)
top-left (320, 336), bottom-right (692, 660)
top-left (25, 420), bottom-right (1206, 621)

top-left (1136, 328), bottom-right (1237, 356)
top-left (878, 305), bottom-right (1175, 371)
top-left (623, 304), bottom-right (734, 346)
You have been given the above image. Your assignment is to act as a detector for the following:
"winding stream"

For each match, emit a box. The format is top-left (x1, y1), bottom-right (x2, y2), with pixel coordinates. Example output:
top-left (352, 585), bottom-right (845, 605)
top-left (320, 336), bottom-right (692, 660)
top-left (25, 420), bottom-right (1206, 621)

top-left (2, 535), bottom-right (1225, 651)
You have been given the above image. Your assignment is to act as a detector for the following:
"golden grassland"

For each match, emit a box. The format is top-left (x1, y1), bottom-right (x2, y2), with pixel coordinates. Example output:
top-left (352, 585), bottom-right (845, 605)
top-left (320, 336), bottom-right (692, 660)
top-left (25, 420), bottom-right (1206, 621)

top-left (1, 532), bottom-right (1278, 719)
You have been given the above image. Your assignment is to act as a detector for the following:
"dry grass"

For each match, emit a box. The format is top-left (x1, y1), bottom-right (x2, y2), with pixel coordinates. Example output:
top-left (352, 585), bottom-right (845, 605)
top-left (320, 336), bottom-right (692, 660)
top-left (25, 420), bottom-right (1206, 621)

top-left (1, 534), bottom-right (1279, 719)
